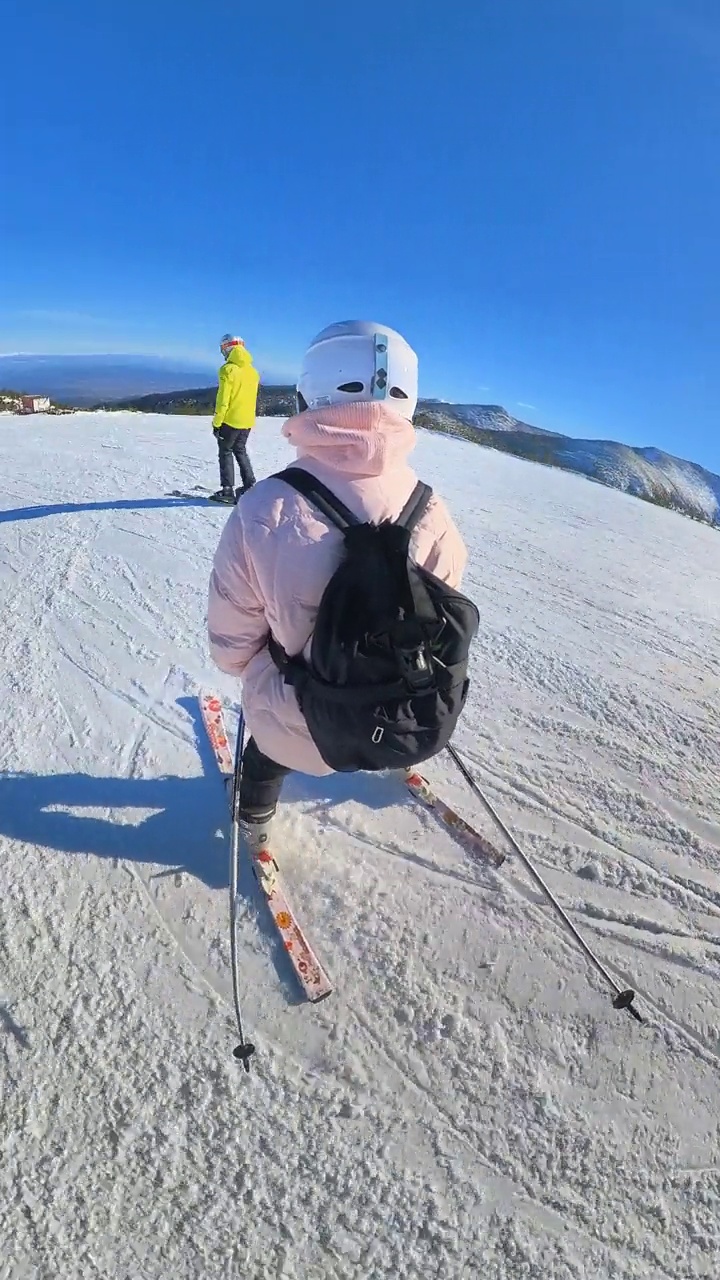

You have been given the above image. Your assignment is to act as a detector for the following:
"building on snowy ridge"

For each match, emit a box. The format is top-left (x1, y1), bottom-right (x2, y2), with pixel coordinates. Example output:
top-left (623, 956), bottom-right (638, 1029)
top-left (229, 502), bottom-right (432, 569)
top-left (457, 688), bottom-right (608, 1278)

top-left (20, 395), bottom-right (51, 413)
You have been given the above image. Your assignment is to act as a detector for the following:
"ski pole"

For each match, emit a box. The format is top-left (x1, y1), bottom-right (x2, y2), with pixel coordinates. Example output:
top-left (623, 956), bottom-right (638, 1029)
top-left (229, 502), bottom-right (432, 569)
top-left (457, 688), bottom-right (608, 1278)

top-left (229, 711), bottom-right (256, 1069)
top-left (446, 744), bottom-right (642, 1023)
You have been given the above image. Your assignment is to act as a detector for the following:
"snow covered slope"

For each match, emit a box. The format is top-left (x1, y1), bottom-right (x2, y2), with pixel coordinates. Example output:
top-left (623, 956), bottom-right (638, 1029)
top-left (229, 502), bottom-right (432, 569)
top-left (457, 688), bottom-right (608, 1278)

top-left (556, 437), bottom-right (720, 525)
top-left (1, 411), bottom-right (719, 1279)
top-left (419, 401), bottom-right (556, 435)
top-left (418, 413), bottom-right (720, 528)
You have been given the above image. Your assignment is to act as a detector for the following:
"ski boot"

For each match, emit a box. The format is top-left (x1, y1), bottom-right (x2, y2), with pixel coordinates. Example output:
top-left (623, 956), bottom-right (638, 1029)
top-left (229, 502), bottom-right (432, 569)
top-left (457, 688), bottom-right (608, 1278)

top-left (241, 810), bottom-right (278, 893)
top-left (208, 488), bottom-right (237, 505)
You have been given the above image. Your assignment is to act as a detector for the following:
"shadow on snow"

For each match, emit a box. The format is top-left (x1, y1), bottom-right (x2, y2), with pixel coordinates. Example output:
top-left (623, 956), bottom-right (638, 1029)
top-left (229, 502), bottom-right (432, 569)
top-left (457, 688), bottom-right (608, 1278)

top-left (0, 497), bottom-right (207, 524)
top-left (0, 697), bottom-right (401, 1005)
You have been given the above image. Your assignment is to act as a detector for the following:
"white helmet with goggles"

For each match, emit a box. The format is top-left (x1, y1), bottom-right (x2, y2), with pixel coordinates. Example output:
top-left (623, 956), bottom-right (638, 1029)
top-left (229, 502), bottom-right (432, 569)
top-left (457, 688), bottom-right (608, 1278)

top-left (297, 320), bottom-right (418, 420)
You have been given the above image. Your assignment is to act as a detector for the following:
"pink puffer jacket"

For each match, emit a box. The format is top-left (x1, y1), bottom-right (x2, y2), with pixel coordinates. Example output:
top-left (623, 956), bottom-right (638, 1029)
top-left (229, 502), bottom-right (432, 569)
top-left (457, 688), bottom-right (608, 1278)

top-left (207, 402), bottom-right (467, 775)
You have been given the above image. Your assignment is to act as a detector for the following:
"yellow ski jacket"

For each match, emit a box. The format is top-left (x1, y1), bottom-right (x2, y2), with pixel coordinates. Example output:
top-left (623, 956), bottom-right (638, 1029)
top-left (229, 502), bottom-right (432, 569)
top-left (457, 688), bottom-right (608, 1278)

top-left (212, 345), bottom-right (260, 430)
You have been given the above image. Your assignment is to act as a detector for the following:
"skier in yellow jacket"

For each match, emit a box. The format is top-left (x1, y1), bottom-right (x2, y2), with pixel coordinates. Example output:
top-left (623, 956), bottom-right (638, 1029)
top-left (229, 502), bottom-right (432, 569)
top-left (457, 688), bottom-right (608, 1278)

top-left (209, 335), bottom-right (260, 505)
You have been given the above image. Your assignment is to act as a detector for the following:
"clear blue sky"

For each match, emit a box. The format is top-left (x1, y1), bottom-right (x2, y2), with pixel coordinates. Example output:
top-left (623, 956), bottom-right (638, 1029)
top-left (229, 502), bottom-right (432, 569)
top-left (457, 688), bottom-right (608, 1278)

top-left (3, 0), bottom-right (720, 471)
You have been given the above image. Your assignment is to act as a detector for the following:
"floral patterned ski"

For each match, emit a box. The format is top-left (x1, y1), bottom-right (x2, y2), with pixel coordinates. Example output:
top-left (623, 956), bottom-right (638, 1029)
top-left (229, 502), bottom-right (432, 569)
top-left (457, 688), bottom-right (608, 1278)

top-left (199, 693), bottom-right (332, 1004)
top-left (404, 769), bottom-right (507, 869)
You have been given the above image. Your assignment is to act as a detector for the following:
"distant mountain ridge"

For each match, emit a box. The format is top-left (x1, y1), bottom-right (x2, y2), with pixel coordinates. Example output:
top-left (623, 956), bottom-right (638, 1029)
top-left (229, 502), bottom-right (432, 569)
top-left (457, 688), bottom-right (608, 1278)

top-left (1, 357), bottom-right (717, 529)
top-left (422, 400), bottom-right (558, 436)
top-left (105, 386), bottom-right (720, 529)
top-left (415, 412), bottom-right (720, 529)
top-left (105, 388), bottom-right (558, 433)
top-left (106, 384), bottom-right (298, 418)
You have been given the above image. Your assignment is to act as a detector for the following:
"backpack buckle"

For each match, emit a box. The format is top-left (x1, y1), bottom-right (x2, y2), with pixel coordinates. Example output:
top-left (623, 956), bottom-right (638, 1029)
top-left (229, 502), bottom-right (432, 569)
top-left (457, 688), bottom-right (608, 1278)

top-left (400, 644), bottom-right (434, 691)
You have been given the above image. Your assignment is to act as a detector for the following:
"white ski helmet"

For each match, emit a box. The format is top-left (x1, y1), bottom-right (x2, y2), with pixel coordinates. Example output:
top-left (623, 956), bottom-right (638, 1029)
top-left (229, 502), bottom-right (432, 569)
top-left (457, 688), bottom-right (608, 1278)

top-left (297, 320), bottom-right (418, 420)
top-left (220, 333), bottom-right (243, 356)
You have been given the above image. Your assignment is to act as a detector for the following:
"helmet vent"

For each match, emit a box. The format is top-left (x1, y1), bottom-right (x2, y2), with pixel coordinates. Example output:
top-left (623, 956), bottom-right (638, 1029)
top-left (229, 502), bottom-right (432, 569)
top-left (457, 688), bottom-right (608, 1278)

top-left (337, 381), bottom-right (364, 393)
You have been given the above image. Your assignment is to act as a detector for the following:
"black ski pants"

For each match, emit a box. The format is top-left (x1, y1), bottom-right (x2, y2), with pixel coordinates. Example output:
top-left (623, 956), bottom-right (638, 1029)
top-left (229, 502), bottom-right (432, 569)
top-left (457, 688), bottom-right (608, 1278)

top-left (238, 737), bottom-right (290, 821)
top-left (215, 423), bottom-right (256, 491)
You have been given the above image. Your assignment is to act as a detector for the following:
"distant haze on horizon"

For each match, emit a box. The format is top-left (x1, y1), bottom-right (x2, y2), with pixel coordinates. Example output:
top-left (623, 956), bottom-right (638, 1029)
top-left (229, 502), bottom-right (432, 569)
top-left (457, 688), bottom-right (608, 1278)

top-left (0, 353), bottom-right (288, 405)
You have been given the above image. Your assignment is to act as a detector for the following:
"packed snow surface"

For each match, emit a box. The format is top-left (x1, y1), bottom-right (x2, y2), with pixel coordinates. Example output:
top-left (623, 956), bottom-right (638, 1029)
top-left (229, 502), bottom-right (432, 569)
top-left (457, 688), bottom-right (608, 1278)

top-left (1, 412), bottom-right (719, 1279)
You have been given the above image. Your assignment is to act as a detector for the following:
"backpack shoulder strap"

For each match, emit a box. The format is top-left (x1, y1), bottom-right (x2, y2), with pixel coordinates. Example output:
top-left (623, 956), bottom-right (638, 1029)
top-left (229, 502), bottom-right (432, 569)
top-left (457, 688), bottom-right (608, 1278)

top-left (273, 467), bottom-right (433, 536)
top-left (396, 481), bottom-right (433, 533)
top-left (272, 466), bottom-right (360, 531)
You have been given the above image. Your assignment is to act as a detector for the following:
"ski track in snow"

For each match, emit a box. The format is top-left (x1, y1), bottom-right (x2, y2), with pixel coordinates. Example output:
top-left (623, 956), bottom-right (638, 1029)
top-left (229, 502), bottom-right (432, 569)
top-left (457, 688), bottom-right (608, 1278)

top-left (1, 411), bottom-right (719, 1279)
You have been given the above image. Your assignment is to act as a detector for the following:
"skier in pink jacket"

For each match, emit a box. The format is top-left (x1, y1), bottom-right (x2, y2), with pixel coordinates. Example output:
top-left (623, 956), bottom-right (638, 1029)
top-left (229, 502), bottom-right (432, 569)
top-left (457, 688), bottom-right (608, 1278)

top-left (208, 320), bottom-right (468, 849)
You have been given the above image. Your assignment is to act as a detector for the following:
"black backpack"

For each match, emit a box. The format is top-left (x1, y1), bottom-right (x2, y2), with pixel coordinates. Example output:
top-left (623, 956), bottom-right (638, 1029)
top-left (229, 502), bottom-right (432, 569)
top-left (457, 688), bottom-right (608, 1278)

top-left (268, 467), bottom-right (479, 772)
